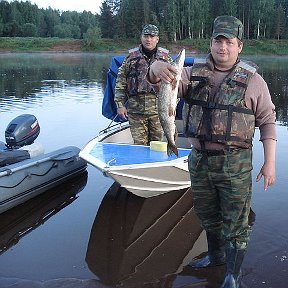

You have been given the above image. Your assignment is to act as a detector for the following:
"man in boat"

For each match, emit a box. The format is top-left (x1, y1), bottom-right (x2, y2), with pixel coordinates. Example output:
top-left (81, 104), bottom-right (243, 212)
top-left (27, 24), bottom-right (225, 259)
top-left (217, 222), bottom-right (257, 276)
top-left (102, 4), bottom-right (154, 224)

top-left (148, 15), bottom-right (276, 288)
top-left (114, 24), bottom-right (173, 145)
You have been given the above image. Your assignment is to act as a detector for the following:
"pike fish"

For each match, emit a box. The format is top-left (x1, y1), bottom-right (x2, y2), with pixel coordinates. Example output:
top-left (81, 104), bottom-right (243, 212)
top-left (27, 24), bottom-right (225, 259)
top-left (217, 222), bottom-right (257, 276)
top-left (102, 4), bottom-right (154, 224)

top-left (158, 48), bottom-right (185, 157)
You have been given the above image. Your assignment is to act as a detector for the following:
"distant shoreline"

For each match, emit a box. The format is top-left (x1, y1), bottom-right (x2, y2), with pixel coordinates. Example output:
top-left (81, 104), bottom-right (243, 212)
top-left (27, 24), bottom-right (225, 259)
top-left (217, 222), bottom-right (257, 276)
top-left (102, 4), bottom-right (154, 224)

top-left (1, 37), bottom-right (288, 55)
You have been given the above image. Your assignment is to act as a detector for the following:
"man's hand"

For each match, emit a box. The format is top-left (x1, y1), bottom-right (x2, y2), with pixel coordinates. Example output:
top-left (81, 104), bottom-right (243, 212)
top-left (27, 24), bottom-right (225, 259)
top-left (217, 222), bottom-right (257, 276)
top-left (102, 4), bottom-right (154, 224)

top-left (149, 61), bottom-right (178, 84)
top-left (256, 162), bottom-right (276, 191)
top-left (257, 138), bottom-right (276, 191)
top-left (117, 107), bottom-right (128, 120)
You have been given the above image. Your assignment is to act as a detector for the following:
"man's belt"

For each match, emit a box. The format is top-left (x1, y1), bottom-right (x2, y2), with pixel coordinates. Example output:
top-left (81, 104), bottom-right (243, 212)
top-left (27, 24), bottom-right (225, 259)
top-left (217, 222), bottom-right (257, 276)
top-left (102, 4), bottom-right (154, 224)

top-left (194, 147), bottom-right (244, 157)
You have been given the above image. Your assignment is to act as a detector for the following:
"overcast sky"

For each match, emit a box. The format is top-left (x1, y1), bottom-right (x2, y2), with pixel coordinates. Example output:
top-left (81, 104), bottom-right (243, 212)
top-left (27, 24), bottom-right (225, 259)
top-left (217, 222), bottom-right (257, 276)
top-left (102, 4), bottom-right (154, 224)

top-left (28, 0), bottom-right (103, 14)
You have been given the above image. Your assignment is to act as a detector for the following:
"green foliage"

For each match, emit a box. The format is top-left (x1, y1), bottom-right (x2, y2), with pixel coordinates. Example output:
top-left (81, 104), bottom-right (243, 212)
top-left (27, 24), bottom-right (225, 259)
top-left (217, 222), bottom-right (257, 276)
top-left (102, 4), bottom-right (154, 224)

top-left (2, 0), bottom-right (288, 44)
top-left (83, 27), bottom-right (101, 50)
top-left (0, 37), bottom-right (63, 51)
top-left (83, 27), bottom-right (102, 47)
top-left (99, 0), bottom-right (115, 38)
top-left (2, 37), bottom-right (288, 55)
top-left (82, 36), bottom-right (136, 52)
top-left (99, 0), bottom-right (288, 42)
top-left (242, 39), bottom-right (288, 55)
top-left (0, 0), bottom-right (99, 39)
top-left (22, 23), bottom-right (38, 37)
top-left (54, 24), bottom-right (80, 38)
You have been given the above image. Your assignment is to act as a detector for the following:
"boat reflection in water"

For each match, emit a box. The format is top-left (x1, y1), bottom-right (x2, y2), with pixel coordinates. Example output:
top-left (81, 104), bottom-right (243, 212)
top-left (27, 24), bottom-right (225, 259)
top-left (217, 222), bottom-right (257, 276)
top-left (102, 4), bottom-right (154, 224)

top-left (0, 171), bottom-right (88, 255)
top-left (86, 183), bottom-right (257, 288)
top-left (86, 182), bottom-right (213, 287)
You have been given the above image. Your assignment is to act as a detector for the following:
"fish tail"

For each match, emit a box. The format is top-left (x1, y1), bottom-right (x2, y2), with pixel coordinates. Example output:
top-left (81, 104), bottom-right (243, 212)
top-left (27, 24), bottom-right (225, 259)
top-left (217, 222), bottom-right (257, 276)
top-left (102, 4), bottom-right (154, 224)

top-left (167, 127), bottom-right (178, 157)
top-left (167, 143), bottom-right (179, 158)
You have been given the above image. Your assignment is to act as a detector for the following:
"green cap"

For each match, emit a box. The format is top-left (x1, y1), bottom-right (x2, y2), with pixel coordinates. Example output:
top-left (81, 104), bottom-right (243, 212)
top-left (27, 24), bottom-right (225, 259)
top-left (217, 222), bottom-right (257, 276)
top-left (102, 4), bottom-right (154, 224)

top-left (212, 15), bottom-right (243, 40)
top-left (142, 24), bottom-right (159, 36)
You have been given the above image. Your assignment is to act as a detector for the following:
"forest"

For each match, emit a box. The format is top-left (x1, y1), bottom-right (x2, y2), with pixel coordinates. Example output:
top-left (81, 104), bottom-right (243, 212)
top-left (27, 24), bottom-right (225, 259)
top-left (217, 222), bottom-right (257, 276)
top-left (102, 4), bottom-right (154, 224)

top-left (1, 0), bottom-right (288, 42)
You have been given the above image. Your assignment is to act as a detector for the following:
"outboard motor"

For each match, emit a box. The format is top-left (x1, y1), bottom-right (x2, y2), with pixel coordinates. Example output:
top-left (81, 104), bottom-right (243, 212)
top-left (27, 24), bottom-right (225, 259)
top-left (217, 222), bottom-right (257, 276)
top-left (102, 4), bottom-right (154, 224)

top-left (0, 114), bottom-right (42, 167)
top-left (5, 114), bottom-right (40, 149)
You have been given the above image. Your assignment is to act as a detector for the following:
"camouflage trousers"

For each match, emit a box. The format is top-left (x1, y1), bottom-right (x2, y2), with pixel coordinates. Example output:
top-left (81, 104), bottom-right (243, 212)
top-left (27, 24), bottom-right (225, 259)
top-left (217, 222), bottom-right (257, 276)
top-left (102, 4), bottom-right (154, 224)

top-left (128, 113), bottom-right (164, 145)
top-left (188, 147), bottom-right (253, 249)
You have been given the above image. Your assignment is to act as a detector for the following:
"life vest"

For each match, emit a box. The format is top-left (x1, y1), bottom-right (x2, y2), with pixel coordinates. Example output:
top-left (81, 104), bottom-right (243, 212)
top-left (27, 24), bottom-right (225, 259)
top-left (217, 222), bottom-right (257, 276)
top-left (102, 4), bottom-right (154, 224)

top-left (126, 46), bottom-right (170, 96)
top-left (183, 56), bottom-right (257, 148)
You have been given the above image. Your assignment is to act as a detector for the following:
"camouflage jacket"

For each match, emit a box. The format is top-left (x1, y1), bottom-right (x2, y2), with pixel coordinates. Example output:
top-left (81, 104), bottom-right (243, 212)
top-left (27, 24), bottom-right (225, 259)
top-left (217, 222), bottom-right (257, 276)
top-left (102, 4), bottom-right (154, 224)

top-left (183, 54), bottom-right (257, 148)
top-left (114, 45), bottom-right (172, 114)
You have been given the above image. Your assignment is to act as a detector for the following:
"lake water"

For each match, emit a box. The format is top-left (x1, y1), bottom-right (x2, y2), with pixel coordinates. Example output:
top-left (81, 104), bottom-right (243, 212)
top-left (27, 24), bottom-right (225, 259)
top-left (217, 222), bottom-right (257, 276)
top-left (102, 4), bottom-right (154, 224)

top-left (0, 53), bottom-right (287, 288)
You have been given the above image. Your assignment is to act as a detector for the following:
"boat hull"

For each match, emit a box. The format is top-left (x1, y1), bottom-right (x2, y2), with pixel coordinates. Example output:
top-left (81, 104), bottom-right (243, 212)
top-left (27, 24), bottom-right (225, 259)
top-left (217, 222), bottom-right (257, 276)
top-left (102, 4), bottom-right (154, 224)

top-left (105, 164), bottom-right (190, 198)
top-left (0, 146), bottom-right (87, 214)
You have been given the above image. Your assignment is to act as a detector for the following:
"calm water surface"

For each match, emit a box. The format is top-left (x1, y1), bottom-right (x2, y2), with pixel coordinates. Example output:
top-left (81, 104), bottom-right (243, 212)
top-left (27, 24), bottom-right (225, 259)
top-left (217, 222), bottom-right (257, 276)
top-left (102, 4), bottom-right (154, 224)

top-left (0, 53), bottom-right (287, 288)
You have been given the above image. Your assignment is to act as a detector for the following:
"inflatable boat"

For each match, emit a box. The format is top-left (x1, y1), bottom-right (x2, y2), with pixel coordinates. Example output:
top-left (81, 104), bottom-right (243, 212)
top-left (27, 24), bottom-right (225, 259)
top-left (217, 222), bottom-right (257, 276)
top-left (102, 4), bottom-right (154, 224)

top-left (0, 114), bottom-right (87, 214)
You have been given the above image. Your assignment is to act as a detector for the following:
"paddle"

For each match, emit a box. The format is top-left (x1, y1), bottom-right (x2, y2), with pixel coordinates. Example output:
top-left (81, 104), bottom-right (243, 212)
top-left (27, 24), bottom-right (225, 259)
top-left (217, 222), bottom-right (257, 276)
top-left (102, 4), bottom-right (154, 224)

top-left (0, 147), bottom-right (80, 177)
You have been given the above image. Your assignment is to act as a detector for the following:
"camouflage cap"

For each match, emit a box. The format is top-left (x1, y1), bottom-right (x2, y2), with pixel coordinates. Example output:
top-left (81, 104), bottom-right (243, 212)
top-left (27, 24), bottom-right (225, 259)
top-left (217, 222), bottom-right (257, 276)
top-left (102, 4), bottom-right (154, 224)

top-left (142, 24), bottom-right (159, 36)
top-left (212, 15), bottom-right (243, 40)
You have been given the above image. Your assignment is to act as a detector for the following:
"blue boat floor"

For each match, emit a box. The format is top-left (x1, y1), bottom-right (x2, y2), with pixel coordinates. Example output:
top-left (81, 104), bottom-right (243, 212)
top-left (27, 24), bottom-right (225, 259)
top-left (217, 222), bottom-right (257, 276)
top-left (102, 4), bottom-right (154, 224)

top-left (89, 143), bottom-right (191, 167)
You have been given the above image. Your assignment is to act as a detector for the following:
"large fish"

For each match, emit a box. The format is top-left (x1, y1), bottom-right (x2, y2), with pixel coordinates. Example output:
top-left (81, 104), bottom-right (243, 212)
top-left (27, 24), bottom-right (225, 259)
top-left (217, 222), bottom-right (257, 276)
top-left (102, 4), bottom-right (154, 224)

top-left (158, 48), bottom-right (185, 157)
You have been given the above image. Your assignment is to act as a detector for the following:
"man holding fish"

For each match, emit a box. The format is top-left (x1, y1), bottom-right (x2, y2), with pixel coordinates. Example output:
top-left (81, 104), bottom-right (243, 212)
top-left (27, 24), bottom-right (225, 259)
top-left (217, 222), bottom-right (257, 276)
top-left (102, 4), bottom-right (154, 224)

top-left (149, 15), bottom-right (276, 288)
top-left (114, 24), bottom-right (173, 145)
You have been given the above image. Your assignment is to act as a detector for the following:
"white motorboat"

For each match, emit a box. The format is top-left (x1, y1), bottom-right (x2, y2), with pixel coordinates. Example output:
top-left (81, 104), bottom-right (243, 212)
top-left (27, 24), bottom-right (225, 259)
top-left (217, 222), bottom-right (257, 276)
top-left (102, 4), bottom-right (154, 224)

top-left (80, 121), bottom-right (191, 198)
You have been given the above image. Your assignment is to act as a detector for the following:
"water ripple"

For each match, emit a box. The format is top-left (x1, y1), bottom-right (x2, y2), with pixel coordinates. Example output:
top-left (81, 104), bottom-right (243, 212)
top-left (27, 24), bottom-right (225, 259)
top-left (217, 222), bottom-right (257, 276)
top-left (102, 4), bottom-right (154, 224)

top-left (0, 81), bottom-right (104, 112)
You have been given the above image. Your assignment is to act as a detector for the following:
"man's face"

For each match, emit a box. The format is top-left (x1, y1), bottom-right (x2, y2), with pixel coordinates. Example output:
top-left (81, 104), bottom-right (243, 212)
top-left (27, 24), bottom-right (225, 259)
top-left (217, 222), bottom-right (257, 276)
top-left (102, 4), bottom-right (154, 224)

top-left (210, 36), bottom-right (243, 69)
top-left (141, 34), bottom-right (159, 51)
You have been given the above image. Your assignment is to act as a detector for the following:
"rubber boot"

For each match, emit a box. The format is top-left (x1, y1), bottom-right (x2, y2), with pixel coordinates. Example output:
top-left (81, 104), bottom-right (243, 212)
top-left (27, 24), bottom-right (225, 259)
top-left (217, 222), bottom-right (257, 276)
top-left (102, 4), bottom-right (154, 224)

top-left (188, 231), bottom-right (226, 268)
top-left (220, 244), bottom-right (246, 288)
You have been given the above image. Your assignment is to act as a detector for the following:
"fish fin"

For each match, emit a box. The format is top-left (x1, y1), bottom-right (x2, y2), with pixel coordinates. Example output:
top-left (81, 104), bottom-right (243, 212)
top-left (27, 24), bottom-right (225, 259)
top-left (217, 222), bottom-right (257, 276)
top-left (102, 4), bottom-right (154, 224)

top-left (168, 105), bottom-right (176, 117)
top-left (171, 78), bottom-right (177, 90)
top-left (167, 144), bottom-right (179, 158)
top-left (168, 127), bottom-right (179, 157)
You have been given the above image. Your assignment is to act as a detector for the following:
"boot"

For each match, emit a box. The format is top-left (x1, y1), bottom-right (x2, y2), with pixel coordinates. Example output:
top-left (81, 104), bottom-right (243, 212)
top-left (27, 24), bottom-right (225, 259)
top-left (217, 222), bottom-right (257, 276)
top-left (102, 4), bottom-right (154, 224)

top-left (188, 231), bottom-right (226, 268)
top-left (220, 243), bottom-right (246, 288)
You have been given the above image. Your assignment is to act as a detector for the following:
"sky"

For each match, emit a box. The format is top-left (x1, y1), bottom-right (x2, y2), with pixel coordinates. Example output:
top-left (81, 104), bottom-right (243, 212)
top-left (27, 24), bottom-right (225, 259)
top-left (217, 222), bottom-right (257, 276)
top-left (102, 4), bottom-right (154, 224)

top-left (28, 0), bottom-right (103, 14)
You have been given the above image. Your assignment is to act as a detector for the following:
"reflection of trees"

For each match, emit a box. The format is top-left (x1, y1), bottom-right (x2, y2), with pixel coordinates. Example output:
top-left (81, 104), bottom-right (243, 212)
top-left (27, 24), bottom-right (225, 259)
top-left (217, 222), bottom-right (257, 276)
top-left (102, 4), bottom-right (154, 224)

top-left (264, 70), bottom-right (288, 126)
top-left (0, 54), bottom-right (112, 99)
top-left (258, 61), bottom-right (288, 126)
top-left (245, 56), bottom-right (288, 126)
top-left (1, 54), bottom-right (288, 126)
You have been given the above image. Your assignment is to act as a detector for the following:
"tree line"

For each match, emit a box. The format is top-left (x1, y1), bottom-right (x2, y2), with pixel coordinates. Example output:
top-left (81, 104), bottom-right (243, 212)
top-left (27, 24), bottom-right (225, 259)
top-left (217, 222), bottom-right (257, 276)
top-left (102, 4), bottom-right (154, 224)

top-left (100, 0), bottom-right (288, 41)
top-left (0, 0), bottom-right (99, 38)
top-left (1, 0), bottom-right (288, 41)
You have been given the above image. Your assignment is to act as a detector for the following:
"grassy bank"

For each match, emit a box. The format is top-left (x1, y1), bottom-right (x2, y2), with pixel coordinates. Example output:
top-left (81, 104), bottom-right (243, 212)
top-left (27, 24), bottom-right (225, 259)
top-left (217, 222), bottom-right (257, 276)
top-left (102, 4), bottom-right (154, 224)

top-left (0, 37), bottom-right (65, 51)
top-left (1, 37), bottom-right (288, 55)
